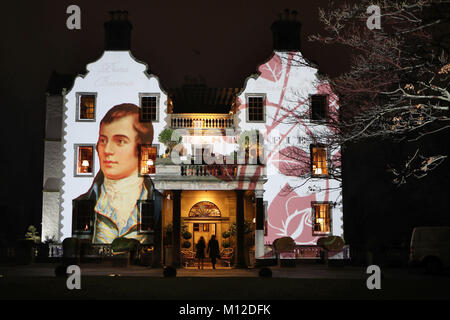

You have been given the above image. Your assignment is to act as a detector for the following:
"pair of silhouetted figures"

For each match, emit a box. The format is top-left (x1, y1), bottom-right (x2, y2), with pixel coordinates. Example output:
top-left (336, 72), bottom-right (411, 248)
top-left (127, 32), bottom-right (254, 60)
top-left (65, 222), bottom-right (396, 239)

top-left (195, 235), bottom-right (220, 269)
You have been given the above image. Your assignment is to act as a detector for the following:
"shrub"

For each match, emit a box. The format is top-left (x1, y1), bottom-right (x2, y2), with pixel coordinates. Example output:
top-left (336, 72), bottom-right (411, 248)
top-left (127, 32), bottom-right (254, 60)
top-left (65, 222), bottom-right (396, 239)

top-left (182, 241), bottom-right (191, 249)
top-left (25, 225), bottom-right (40, 244)
top-left (182, 231), bottom-right (192, 240)
top-left (158, 128), bottom-right (182, 155)
top-left (111, 237), bottom-right (140, 253)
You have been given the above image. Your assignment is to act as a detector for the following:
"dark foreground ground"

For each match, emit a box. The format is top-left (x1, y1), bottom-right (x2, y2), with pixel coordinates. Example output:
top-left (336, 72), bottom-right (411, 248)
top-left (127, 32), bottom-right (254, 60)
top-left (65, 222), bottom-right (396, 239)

top-left (1, 263), bottom-right (449, 300)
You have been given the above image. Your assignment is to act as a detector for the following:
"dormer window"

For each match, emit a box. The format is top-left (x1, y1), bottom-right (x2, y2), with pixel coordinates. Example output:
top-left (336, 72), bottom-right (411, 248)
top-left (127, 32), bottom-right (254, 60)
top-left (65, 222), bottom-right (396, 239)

top-left (139, 93), bottom-right (159, 122)
top-left (310, 95), bottom-right (328, 121)
top-left (246, 95), bottom-right (265, 122)
top-left (76, 93), bottom-right (97, 121)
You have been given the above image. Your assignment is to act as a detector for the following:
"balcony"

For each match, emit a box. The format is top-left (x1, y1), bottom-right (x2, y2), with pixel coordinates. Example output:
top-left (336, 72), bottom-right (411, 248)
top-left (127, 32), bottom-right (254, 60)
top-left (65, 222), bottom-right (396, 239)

top-left (152, 157), bottom-right (266, 191)
top-left (169, 113), bottom-right (234, 129)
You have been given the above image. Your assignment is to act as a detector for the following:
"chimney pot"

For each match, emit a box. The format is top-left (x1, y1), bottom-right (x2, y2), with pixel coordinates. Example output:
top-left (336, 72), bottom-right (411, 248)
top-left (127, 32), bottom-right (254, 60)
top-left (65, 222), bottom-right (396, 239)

top-left (104, 10), bottom-right (133, 50)
top-left (271, 9), bottom-right (302, 51)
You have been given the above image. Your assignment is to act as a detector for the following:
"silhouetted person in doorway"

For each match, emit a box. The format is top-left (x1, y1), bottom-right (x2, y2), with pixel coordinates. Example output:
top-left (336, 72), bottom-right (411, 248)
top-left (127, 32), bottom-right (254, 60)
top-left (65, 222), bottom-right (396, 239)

top-left (207, 235), bottom-right (220, 269)
top-left (195, 236), bottom-right (206, 269)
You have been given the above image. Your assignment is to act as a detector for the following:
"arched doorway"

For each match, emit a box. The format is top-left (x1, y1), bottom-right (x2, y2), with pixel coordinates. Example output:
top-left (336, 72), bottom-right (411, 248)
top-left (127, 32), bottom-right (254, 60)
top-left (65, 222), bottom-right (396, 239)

top-left (188, 201), bottom-right (221, 246)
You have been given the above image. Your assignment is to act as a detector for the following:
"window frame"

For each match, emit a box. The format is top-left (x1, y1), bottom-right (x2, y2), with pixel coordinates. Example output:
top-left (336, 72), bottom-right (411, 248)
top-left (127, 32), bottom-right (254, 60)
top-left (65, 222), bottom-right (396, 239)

top-left (137, 200), bottom-right (155, 234)
top-left (76, 92), bottom-right (97, 122)
top-left (138, 144), bottom-right (159, 177)
top-left (309, 94), bottom-right (329, 122)
top-left (264, 201), bottom-right (268, 236)
top-left (310, 144), bottom-right (329, 178)
top-left (73, 144), bottom-right (96, 177)
top-left (72, 199), bottom-right (95, 235)
top-left (311, 201), bottom-right (332, 236)
top-left (245, 93), bottom-right (266, 123)
top-left (139, 93), bottom-right (160, 123)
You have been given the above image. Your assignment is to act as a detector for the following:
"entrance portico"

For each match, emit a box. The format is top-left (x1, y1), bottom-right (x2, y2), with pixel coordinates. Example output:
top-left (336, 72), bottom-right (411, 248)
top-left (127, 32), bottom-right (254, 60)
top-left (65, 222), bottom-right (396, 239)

top-left (153, 161), bottom-right (266, 268)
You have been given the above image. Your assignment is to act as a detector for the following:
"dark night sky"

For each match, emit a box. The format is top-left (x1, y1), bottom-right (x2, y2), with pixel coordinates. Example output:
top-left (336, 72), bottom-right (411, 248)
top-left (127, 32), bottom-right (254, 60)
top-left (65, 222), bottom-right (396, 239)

top-left (0, 0), bottom-right (351, 240)
top-left (1, 0), bottom-right (449, 247)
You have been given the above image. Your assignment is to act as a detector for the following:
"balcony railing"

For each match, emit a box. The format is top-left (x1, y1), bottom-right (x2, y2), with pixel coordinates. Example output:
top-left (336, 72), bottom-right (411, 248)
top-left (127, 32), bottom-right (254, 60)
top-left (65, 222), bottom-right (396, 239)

top-left (170, 113), bottom-right (234, 129)
top-left (154, 158), bottom-right (265, 180)
top-left (181, 164), bottom-right (238, 177)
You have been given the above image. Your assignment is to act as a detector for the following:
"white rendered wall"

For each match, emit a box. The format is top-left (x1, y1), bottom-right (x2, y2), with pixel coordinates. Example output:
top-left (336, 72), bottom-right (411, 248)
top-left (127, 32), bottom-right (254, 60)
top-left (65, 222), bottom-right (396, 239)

top-left (41, 95), bottom-right (64, 241)
top-left (42, 140), bottom-right (63, 240)
top-left (59, 51), bottom-right (168, 240)
top-left (42, 192), bottom-right (61, 241)
top-left (237, 51), bottom-right (343, 248)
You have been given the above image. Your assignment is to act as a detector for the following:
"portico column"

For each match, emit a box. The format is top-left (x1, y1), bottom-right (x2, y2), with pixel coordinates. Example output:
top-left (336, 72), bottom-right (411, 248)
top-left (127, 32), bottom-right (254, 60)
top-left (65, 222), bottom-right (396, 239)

top-left (172, 190), bottom-right (182, 267)
top-left (235, 190), bottom-right (247, 268)
top-left (255, 190), bottom-right (265, 261)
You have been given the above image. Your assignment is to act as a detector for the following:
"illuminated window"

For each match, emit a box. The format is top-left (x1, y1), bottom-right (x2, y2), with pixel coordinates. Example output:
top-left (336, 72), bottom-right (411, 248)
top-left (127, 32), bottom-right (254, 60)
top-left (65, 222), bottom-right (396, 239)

top-left (138, 200), bottom-right (154, 233)
top-left (139, 94), bottom-right (159, 122)
top-left (72, 199), bottom-right (94, 234)
top-left (312, 203), bottom-right (331, 235)
top-left (311, 145), bottom-right (328, 176)
top-left (310, 95), bottom-right (327, 121)
top-left (139, 145), bottom-right (158, 175)
top-left (76, 93), bottom-right (97, 121)
top-left (247, 95), bottom-right (265, 122)
top-left (75, 145), bottom-right (94, 177)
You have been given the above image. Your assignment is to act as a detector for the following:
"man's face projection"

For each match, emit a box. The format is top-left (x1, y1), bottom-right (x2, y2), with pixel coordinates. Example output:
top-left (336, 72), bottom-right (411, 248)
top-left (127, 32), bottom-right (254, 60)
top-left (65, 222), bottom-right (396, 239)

top-left (97, 115), bottom-right (139, 180)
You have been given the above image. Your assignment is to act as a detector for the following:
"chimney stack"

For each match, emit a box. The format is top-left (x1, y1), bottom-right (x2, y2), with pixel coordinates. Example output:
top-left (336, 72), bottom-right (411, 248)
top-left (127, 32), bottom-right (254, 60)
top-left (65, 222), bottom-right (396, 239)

top-left (104, 10), bottom-right (133, 50)
top-left (271, 9), bottom-right (301, 51)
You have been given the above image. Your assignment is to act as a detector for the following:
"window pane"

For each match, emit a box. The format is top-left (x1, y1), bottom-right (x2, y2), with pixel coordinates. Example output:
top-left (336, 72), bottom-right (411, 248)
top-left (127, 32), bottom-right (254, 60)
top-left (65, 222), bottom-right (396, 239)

top-left (77, 146), bottom-right (93, 174)
top-left (313, 203), bottom-right (331, 234)
top-left (141, 96), bottom-right (157, 122)
top-left (248, 96), bottom-right (264, 121)
top-left (312, 147), bottom-right (328, 175)
top-left (73, 200), bottom-right (94, 233)
top-left (139, 200), bottom-right (154, 233)
top-left (139, 145), bottom-right (157, 175)
top-left (311, 95), bottom-right (327, 120)
top-left (80, 95), bottom-right (95, 119)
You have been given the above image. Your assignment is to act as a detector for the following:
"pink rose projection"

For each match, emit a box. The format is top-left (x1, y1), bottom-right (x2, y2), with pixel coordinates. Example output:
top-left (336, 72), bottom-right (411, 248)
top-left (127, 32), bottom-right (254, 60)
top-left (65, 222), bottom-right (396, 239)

top-left (219, 53), bottom-right (340, 248)
top-left (271, 146), bottom-right (310, 177)
top-left (266, 184), bottom-right (321, 245)
top-left (259, 54), bottom-right (283, 83)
